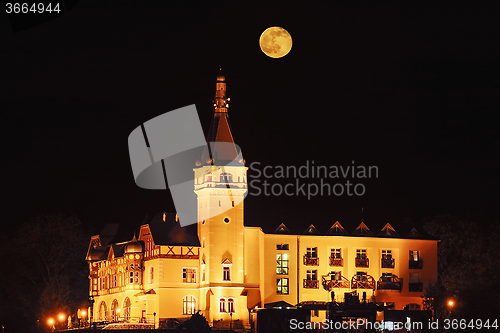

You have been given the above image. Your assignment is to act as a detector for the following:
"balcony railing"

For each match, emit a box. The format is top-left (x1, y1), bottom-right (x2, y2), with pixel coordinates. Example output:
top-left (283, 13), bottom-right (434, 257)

top-left (351, 274), bottom-right (375, 290)
top-left (355, 258), bottom-right (369, 268)
top-left (303, 255), bottom-right (319, 266)
top-left (381, 258), bottom-right (395, 268)
top-left (377, 275), bottom-right (403, 292)
top-left (409, 282), bottom-right (423, 292)
top-left (409, 260), bottom-right (423, 269)
top-left (303, 279), bottom-right (319, 289)
top-left (321, 273), bottom-right (350, 290)
top-left (329, 257), bottom-right (343, 266)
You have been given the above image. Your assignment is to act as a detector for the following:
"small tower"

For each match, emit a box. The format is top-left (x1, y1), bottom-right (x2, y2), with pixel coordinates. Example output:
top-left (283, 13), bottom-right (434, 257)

top-left (194, 69), bottom-right (248, 327)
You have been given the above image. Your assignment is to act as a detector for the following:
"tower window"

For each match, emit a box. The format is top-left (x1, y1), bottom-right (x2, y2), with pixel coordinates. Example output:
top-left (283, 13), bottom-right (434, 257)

top-left (220, 173), bottom-right (232, 183)
top-left (223, 266), bottom-right (231, 281)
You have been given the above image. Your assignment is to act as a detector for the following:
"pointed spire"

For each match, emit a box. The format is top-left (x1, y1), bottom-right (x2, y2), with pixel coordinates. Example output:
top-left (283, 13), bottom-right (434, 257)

top-left (200, 68), bottom-right (241, 166)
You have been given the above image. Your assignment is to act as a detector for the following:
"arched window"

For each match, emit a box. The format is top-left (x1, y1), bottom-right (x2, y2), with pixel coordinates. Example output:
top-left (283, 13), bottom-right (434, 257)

top-left (228, 298), bottom-right (235, 313)
top-left (111, 299), bottom-right (119, 322)
top-left (182, 295), bottom-right (197, 315)
top-left (99, 301), bottom-right (107, 322)
top-left (150, 266), bottom-right (154, 284)
top-left (219, 297), bottom-right (227, 313)
top-left (123, 297), bottom-right (131, 321)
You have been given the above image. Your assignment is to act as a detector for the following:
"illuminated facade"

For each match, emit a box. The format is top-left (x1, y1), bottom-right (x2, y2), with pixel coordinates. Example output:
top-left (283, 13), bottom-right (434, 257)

top-left (86, 73), bottom-right (438, 329)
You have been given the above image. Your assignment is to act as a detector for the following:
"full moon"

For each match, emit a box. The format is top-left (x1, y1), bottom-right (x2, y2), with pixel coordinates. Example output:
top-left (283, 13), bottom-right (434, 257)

top-left (259, 27), bottom-right (292, 58)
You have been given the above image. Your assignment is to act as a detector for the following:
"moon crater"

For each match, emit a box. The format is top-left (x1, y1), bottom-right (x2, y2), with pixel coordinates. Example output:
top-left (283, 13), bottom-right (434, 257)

top-left (259, 27), bottom-right (292, 58)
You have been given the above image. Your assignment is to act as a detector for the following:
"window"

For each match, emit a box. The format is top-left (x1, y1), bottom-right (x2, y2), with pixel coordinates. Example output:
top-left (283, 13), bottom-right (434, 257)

top-left (111, 299), bottom-right (119, 322)
top-left (409, 250), bottom-right (419, 261)
top-left (306, 270), bottom-right (317, 281)
top-left (277, 278), bottom-right (289, 295)
top-left (183, 268), bottom-right (196, 283)
top-left (276, 253), bottom-right (289, 275)
top-left (356, 249), bottom-right (367, 259)
top-left (331, 248), bottom-right (341, 259)
top-left (331, 271), bottom-right (342, 281)
top-left (382, 250), bottom-right (392, 260)
top-left (113, 275), bottom-right (117, 287)
top-left (277, 244), bottom-right (289, 250)
top-left (201, 265), bottom-right (206, 282)
top-left (410, 273), bottom-right (420, 283)
top-left (135, 271), bottom-right (140, 284)
top-left (99, 301), bottom-right (107, 322)
top-left (356, 271), bottom-right (367, 281)
top-left (306, 247), bottom-right (318, 258)
top-left (219, 298), bottom-right (227, 313)
top-left (129, 272), bottom-right (134, 284)
top-left (183, 295), bottom-right (197, 315)
top-left (220, 173), bottom-right (232, 183)
top-left (223, 266), bottom-right (231, 281)
top-left (150, 267), bottom-right (154, 284)
top-left (123, 297), bottom-right (131, 321)
top-left (381, 273), bottom-right (392, 282)
top-left (228, 298), bottom-right (235, 313)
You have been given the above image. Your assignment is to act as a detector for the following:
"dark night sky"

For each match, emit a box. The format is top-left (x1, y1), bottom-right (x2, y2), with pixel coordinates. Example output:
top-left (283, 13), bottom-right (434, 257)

top-left (1, 2), bottom-right (499, 237)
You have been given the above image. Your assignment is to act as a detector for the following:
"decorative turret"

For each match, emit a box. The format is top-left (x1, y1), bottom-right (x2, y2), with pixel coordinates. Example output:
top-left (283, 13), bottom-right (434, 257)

top-left (124, 234), bottom-right (143, 254)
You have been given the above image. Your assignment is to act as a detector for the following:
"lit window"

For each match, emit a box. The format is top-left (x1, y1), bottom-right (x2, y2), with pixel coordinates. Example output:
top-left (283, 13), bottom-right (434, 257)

top-left (228, 298), bottom-right (235, 313)
top-left (150, 267), bottom-right (154, 284)
top-left (183, 268), bottom-right (196, 283)
top-left (306, 247), bottom-right (317, 258)
top-left (356, 249), bottom-right (367, 259)
top-left (201, 265), bottom-right (206, 282)
top-left (134, 271), bottom-right (140, 284)
top-left (183, 295), bottom-right (197, 315)
top-left (123, 297), bottom-right (131, 321)
top-left (219, 298), bottom-right (227, 313)
top-left (223, 266), bottom-right (231, 281)
top-left (409, 250), bottom-right (419, 261)
top-left (276, 253), bottom-right (289, 275)
top-left (277, 278), bottom-right (289, 295)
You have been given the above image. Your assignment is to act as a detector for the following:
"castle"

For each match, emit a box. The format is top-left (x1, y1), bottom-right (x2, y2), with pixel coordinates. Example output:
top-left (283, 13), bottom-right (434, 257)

top-left (86, 72), bottom-right (438, 329)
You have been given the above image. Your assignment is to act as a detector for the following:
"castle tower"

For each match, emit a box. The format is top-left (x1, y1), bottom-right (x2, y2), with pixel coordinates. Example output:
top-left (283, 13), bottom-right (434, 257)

top-left (194, 70), bottom-right (248, 327)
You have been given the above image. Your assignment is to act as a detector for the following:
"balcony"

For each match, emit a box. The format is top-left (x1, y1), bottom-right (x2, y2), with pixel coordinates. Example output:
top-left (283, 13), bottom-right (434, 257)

top-left (321, 274), bottom-right (350, 290)
top-left (351, 274), bottom-right (375, 290)
top-left (329, 257), bottom-right (343, 267)
top-left (409, 260), bottom-right (423, 269)
top-left (409, 282), bottom-right (423, 292)
top-left (303, 255), bottom-right (319, 266)
top-left (377, 275), bottom-right (403, 292)
top-left (355, 258), bottom-right (369, 268)
top-left (303, 279), bottom-right (319, 289)
top-left (381, 258), bottom-right (395, 268)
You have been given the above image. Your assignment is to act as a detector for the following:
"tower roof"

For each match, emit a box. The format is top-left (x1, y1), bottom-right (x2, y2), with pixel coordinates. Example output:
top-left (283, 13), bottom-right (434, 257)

top-left (199, 69), bottom-right (243, 166)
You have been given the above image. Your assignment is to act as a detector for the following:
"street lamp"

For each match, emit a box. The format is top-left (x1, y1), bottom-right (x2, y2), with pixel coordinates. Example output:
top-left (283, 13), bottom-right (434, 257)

top-left (447, 298), bottom-right (455, 318)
